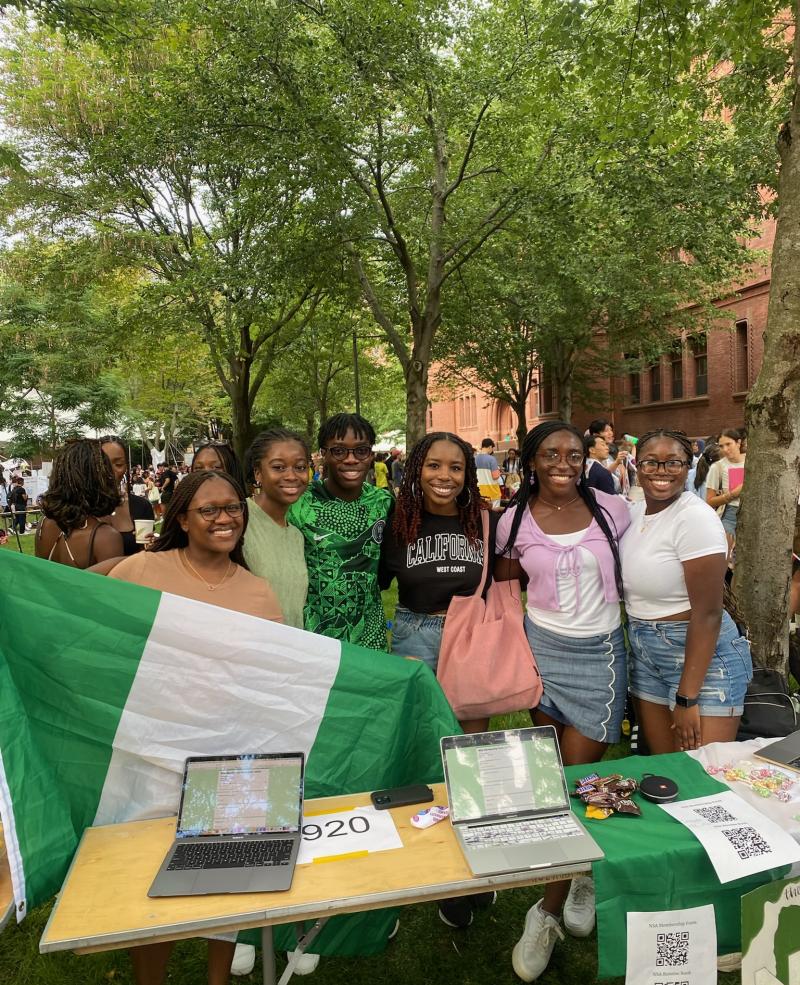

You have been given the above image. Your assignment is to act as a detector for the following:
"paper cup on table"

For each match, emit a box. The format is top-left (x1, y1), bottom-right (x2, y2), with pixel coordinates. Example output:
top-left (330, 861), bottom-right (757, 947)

top-left (134, 519), bottom-right (155, 544)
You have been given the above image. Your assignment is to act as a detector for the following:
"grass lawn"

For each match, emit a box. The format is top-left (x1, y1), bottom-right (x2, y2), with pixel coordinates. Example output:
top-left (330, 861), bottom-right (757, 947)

top-left (0, 568), bottom-right (742, 984)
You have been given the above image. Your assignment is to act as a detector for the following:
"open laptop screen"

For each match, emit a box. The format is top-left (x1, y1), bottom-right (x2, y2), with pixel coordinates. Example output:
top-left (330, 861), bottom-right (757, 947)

top-left (442, 728), bottom-right (569, 823)
top-left (177, 754), bottom-right (304, 837)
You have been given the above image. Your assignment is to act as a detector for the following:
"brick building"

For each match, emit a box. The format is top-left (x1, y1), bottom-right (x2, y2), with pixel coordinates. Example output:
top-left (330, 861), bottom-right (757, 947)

top-left (429, 221), bottom-right (773, 450)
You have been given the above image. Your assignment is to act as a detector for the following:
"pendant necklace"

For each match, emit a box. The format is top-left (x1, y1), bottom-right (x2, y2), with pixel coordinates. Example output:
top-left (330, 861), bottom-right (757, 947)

top-left (181, 550), bottom-right (233, 591)
top-left (537, 494), bottom-right (580, 512)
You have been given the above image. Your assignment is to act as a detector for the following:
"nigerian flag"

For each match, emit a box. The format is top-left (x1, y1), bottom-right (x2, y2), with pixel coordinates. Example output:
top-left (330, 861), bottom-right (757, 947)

top-left (0, 550), bottom-right (459, 953)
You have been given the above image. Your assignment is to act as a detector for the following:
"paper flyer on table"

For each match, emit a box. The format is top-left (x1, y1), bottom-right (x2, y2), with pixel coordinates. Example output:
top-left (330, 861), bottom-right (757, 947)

top-left (297, 805), bottom-right (403, 864)
top-left (660, 790), bottom-right (800, 883)
top-left (626, 904), bottom-right (716, 985)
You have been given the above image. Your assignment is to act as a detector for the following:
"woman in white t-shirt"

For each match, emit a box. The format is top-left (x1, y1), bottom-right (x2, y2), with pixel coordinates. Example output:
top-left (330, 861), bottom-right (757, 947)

top-left (705, 428), bottom-right (745, 557)
top-left (621, 429), bottom-right (752, 755)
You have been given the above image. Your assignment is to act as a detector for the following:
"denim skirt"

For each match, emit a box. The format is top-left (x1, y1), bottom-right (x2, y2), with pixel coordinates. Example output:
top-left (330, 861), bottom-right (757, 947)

top-left (390, 606), bottom-right (445, 673)
top-left (523, 616), bottom-right (627, 744)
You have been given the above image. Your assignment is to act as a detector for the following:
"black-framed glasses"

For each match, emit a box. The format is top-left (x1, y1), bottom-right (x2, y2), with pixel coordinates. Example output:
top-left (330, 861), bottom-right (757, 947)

top-left (537, 450), bottom-right (584, 466)
top-left (638, 459), bottom-right (689, 475)
top-left (186, 501), bottom-right (246, 521)
top-left (323, 445), bottom-right (372, 461)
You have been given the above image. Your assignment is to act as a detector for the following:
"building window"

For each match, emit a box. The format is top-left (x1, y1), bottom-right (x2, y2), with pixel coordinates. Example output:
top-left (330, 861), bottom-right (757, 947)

top-left (457, 395), bottom-right (477, 429)
top-left (427, 406), bottom-right (433, 429)
top-left (670, 342), bottom-right (683, 399)
top-left (650, 362), bottom-right (662, 403)
top-left (538, 367), bottom-right (555, 415)
top-left (624, 353), bottom-right (640, 404)
top-left (735, 319), bottom-right (749, 390)
top-left (690, 335), bottom-right (708, 396)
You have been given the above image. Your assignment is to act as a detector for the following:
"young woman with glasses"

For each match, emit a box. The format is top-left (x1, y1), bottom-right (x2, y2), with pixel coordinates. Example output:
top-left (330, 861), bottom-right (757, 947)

top-left (620, 428), bottom-right (752, 757)
top-left (107, 470), bottom-right (283, 621)
top-left (495, 421), bottom-right (630, 983)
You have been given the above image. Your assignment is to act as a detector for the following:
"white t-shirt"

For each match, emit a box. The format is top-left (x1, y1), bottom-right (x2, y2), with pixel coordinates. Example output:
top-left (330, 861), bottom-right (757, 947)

top-left (621, 492), bottom-right (727, 619)
top-left (527, 529), bottom-right (622, 637)
top-left (706, 456), bottom-right (746, 507)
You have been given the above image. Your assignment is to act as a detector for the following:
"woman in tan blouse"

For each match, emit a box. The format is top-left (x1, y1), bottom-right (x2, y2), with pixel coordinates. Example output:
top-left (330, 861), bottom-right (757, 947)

top-left (108, 468), bottom-right (282, 985)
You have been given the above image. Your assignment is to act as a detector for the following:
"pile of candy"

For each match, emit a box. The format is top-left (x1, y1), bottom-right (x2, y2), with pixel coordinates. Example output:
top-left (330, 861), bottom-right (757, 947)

top-left (706, 761), bottom-right (796, 802)
top-left (573, 772), bottom-right (641, 819)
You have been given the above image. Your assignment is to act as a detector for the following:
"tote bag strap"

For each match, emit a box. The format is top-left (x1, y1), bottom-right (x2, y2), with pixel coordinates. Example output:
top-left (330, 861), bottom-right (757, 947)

top-left (471, 509), bottom-right (491, 598)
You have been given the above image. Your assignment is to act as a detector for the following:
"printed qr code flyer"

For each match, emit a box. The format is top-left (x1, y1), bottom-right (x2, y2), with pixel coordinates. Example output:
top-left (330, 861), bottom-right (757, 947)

top-left (660, 791), bottom-right (800, 883)
top-left (626, 904), bottom-right (716, 985)
top-left (741, 875), bottom-right (800, 985)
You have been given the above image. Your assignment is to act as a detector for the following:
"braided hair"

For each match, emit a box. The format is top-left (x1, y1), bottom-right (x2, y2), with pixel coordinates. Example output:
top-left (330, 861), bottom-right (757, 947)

top-left (501, 421), bottom-right (624, 596)
top-left (41, 439), bottom-right (122, 533)
top-left (694, 445), bottom-right (720, 490)
top-left (152, 469), bottom-right (250, 569)
top-left (393, 432), bottom-right (482, 546)
top-left (637, 429), bottom-right (694, 465)
top-left (245, 428), bottom-right (311, 486)
top-left (191, 440), bottom-right (246, 490)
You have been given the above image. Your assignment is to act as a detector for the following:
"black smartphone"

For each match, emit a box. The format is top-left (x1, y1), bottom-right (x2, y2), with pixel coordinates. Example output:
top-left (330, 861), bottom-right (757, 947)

top-left (370, 783), bottom-right (434, 810)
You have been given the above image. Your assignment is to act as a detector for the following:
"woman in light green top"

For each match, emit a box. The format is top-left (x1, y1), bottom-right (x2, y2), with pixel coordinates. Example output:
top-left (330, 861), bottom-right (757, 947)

top-left (243, 428), bottom-right (310, 629)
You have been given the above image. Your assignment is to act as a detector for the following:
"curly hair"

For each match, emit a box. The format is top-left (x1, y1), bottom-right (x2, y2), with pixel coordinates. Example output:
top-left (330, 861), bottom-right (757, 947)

top-left (191, 440), bottom-right (246, 490)
top-left (317, 413), bottom-right (376, 450)
top-left (152, 470), bottom-right (250, 568)
top-left (501, 421), bottom-right (624, 596)
top-left (41, 439), bottom-right (122, 533)
top-left (245, 428), bottom-right (311, 485)
top-left (393, 432), bottom-right (482, 547)
top-left (637, 429), bottom-right (694, 465)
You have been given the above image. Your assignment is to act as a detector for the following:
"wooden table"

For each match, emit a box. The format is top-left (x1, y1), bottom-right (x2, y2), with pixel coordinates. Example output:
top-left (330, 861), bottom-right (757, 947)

top-left (40, 784), bottom-right (590, 984)
top-left (0, 825), bottom-right (13, 932)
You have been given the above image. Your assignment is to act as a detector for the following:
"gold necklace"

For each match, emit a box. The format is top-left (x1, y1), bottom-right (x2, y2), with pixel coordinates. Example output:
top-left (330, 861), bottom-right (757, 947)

top-left (536, 494), bottom-right (580, 512)
top-left (181, 550), bottom-right (233, 591)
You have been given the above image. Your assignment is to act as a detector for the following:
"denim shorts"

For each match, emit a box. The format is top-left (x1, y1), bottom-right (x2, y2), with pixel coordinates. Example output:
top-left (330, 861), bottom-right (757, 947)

top-left (523, 617), bottom-right (628, 744)
top-left (390, 607), bottom-right (445, 673)
top-left (720, 504), bottom-right (739, 536)
top-left (628, 610), bottom-right (752, 716)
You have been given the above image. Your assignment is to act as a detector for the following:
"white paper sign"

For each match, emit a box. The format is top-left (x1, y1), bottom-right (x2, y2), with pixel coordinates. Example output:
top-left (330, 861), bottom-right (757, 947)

top-left (660, 791), bottom-right (800, 883)
top-left (626, 905), bottom-right (717, 985)
top-left (297, 805), bottom-right (403, 864)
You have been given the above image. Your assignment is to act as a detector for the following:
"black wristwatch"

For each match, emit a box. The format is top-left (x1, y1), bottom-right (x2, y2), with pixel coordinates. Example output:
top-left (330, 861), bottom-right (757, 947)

top-left (674, 692), bottom-right (699, 708)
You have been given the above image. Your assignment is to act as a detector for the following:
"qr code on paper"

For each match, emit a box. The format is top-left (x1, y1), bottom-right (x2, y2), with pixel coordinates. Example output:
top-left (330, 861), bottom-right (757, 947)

top-left (693, 805), bottom-right (736, 823)
top-left (655, 931), bottom-right (690, 967)
top-left (721, 825), bottom-right (771, 859)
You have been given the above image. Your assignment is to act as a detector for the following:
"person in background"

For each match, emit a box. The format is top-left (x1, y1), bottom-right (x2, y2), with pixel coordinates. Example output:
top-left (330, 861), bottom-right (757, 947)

top-left (191, 440), bottom-right (247, 489)
top-left (105, 469), bottom-right (281, 985)
top-left (158, 461), bottom-right (179, 516)
top-left (100, 436), bottom-right (155, 556)
top-left (475, 437), bottom-right (502, 506)
top-left (390, 450), bottom-right (405, 492)
top-left (289, 413), bottom-right (393, 650)
top-left (621, 428), bottom-right (751, 755)
top-left (7, 476), bottom-right (28, 536)
top-left (705, 428), bottom-right (745, 559)
top-left (691, 438), bottom-right (705, 467)
top-left (243, 428), bottom-right (310, 630)
top-left (687, 445), bottom-right (720, 502)
top-left (374, 452), bottom-right (391, 491)
top-left (496, 421), bottom-right (630, 982)
top-left (36, 440), bottom-right (124, 568)
top-left (583, 434), bottom-right (616, 495)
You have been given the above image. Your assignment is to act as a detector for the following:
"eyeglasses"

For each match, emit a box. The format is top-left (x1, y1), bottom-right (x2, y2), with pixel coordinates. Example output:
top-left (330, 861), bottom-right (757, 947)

top-left (186, 502), bottom-right (246, 521)
top-left (638, 459), bottom-right (689, 475)
top-left (323, 445), bottom-right (372, 461)
top-left (537, 450), bottom-right (584, 466)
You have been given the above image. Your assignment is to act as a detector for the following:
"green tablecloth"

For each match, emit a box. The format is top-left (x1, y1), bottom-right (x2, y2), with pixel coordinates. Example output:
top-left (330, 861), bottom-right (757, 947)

top-left (564, 751), bottom-right (790, 978)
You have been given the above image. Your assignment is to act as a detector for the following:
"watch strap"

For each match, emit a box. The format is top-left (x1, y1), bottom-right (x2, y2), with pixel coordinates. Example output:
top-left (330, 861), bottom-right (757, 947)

top-left (675, 692), bottom-right (699, 708)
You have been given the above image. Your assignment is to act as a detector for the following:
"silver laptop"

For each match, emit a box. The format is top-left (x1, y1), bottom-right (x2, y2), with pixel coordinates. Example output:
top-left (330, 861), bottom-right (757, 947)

top-left (754, 730), bottom-right (800, 773)
top-left (149, 752), bottom-right (304, 897)
top-left (441, 727), bottom-right (604, 876)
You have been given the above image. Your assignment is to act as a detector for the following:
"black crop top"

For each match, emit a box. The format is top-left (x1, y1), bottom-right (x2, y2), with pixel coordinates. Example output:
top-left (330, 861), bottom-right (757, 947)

top-left (379, 510), bottom-right (498, 614)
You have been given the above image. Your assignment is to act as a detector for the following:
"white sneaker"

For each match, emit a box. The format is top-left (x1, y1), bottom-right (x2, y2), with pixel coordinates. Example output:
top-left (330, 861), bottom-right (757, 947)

top-left (512, 900), bottom-right (564, 982)
top-left (230, 942), bottom-right (255, 976)
top-left (562, 875), bottom-right (595, 937)
top-left (286, 949), bottom-right (320, 975)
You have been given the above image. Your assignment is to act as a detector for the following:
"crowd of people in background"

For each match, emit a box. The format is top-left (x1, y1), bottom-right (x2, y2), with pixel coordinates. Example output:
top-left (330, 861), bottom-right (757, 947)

top-left (0, 414), bottom-right (759, 983)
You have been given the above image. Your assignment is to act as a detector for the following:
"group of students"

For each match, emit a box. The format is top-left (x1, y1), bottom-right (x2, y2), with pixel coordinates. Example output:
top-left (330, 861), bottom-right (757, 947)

top-left (30, 413), bottom-right (752, 984)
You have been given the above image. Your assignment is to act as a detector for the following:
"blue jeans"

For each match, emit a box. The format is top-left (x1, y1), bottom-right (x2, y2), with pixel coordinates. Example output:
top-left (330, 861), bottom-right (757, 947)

top-left (628, 610), bottom-right (752, 715)
top-left (390, 607), bottom-right (445, 673)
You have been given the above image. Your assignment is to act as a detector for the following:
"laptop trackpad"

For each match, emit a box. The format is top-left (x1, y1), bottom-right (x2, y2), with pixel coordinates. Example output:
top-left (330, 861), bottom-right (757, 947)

top-left (193, 871), bottom-right (253, 895)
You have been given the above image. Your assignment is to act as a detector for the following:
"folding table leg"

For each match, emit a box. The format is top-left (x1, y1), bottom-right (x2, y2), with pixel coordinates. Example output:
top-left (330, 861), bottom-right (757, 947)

top-left (261, 925), bottom-right (276, 985)
top-left (275, 919), bottom-right (327, 985)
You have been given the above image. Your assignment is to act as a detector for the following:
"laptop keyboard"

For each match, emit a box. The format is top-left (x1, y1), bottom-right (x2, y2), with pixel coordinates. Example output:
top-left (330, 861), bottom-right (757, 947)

top-left (463, 815), bottom-right (582, 847)
top-left (167, 839), bottom-right (293, 871)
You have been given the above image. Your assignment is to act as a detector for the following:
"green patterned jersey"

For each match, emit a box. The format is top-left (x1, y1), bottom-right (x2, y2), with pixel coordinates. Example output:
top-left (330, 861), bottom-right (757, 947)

top-left (288, 481), bottom-right (393, 650)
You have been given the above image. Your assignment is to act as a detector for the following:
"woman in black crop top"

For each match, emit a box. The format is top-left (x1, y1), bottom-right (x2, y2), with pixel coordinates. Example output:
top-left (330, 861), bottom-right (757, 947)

top-left (100, 436), bottom-right (155, 555)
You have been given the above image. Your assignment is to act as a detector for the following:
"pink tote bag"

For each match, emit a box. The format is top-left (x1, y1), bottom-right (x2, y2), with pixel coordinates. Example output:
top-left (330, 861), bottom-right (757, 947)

top-left (437, 511), bottom-right (543, 720)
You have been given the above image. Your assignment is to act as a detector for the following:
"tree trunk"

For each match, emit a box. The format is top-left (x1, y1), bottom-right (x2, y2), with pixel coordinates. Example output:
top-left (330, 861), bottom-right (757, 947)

top-left (733, 20), bottom-right (800, 671)
top-left (556, 375), bottom-right (573, 424)
top-left (512, 396), bottom-right (528, 448)
top-left (405, 357), bottom-right (430, 448)
top-left (229, 378), bottom-right (253, 466)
